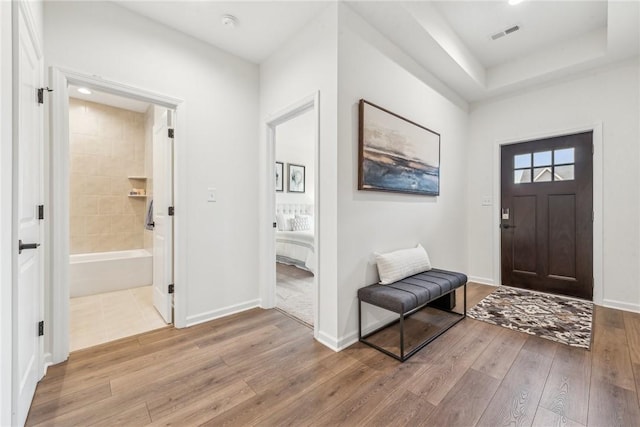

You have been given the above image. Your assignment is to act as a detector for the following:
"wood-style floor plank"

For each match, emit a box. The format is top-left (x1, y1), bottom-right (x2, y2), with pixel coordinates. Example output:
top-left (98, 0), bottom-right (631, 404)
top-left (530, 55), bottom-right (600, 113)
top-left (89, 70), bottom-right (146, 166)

top-left (538, 344), bottom-right (592, 425)
top-left (26, 284), bottom-right (640, 427)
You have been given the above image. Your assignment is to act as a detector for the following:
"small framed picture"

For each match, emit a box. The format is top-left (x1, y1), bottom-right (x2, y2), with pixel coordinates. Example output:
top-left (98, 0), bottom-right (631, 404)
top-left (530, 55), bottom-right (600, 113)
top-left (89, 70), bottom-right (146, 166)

top-left (288, 164), bottom-right (305, 193)
top-left (275, 162), bottom-right (284, 192)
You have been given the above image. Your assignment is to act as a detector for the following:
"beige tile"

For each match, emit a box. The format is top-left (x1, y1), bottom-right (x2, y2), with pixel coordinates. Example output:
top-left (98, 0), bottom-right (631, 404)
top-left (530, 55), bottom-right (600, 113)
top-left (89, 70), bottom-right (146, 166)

top-left (77, 196), bottom-right (99, 215)
top-left (98, 112), bottom-right (124, 140)
top-left (69, 106), bottom-right (99, 136)
top-left (98, 156), bottom-right (126, 177)
top-left (70, 173), bottom-right (86, 196)
top-left (110, 215), bottom-right (135, 234)
top-left (85, 216), bottom-right (110, 235)
top-left (111, 139), bottom-right (135, 160)
top-left (98, 195), bottom-right (123, 215)
top-left (69, 236), bottom-right (90, 254)
top-left (69, 216), bottom-right (85, 237)
top-left (85, 175), bottom-right (111, 196)
top-left (70, 153), bottom-right (101, 176)
top-left (110, 176), bottom-right (131, 196)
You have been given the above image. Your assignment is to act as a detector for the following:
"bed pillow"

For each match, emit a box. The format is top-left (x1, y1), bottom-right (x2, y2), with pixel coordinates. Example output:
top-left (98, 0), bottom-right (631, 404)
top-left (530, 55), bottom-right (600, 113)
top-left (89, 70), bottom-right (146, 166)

top-left (291, 215), bottom-right (311, 231)
top-left (295, 214), bottom-right (313, 230)
top-left (276, 213), bottom-right (295, 231)
top-left (375, 244), bottom-right (432, 285)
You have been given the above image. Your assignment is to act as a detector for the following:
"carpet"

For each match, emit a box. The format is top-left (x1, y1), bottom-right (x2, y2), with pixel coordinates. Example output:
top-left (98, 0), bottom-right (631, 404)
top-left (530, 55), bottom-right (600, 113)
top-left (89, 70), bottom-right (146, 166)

top-left (467, 286), bottom-right (593, 349)
top-left (276, 263), bottom-right (313, 327)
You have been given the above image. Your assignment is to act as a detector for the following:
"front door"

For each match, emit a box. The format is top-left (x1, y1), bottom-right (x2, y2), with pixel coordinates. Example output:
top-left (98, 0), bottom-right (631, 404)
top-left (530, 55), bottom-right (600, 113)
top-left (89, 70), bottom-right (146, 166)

top-left (500, 132), bottom-right (593, 300)
top-left (14, 7), bottom-right (44, 425)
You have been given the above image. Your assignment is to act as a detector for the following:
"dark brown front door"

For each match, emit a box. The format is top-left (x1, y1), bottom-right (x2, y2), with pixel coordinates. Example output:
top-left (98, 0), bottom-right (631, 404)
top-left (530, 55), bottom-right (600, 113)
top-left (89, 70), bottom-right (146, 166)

top-left (500, 132), bottom-right (593, 300)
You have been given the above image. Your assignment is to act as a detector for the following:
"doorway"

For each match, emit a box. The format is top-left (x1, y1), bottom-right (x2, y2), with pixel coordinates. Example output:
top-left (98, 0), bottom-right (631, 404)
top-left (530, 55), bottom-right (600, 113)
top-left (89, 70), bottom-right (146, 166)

top-left (500, 131), bottom-right (593, 300)
top-left (262, 93), bottom-right (320, 335)
top-left (49, 68), bottom-right (185, 365)
top-left (66, 87), bottom-right (174, 351)
top-left (273, 108), bottom-right (316, 326)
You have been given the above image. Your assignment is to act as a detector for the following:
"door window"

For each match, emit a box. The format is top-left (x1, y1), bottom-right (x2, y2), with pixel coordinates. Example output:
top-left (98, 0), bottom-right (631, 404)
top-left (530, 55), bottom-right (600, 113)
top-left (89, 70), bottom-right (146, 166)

top-left (513, 148), bottom-right (575, 184)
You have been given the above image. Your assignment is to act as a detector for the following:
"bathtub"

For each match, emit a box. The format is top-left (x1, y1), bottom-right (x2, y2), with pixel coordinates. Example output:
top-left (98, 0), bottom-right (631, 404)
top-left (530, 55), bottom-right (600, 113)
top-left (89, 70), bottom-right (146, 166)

top-left (70, 249), bottom-right (153, 298)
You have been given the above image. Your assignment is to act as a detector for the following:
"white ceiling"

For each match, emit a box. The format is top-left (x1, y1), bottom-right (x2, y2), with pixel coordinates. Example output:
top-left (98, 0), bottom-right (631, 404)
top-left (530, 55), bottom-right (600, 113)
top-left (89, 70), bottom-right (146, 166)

top-left (110, 0), bottom-right (639, 105)
top-left (69, 85), bottom-right (151, 113)
top-left (433, 1), bottom-right (608, 68)
top-left (115, 1), bottom-right (328, 64)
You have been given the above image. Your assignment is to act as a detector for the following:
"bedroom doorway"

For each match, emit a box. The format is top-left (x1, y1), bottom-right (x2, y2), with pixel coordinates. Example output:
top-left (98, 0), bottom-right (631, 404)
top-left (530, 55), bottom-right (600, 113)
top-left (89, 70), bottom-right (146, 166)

top-left (262, 93), bottom-right (319, 334)
top-left (274, 109), bottom-right (315, 327)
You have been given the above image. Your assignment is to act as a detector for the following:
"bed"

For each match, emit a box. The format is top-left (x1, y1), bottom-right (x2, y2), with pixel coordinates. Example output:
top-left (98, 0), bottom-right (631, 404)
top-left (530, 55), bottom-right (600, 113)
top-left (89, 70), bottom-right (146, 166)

top-left (275, 204), bottom-right (315, 274)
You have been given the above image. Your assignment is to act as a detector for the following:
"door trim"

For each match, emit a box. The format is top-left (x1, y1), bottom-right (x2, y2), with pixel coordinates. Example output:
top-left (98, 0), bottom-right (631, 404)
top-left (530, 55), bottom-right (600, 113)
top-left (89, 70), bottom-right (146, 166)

top-left (48, 67), bottom-right (186, 365)
top-left (260, 92), bottom-right (320, 338)
top-left (492, 122), bottom-right (603, 305)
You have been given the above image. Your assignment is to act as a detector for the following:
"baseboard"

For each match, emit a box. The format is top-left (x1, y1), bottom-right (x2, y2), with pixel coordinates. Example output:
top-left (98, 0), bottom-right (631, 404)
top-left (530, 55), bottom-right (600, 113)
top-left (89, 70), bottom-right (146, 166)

top-left (468, 276), bottom-right (496, 286)
top-left (602, 298), bottom-right (640, 314)
top-left (316, 331), bottom-right (341, 351)
top-left (42, 352), bottom-right (53, 376)
top-left (185, 299), bottom-right (261, 327)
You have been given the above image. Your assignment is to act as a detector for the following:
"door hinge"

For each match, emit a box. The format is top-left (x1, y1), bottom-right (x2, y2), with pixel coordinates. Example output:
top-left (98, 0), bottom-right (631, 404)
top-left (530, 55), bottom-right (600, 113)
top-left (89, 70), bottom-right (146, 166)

top-left (273, 222), bottom-right (277, 228)
top-left (38, 204), bottom-right (44, 220)
top-left (168, 206), bottom-right (174, 216)
top-left (168, 284), bottom-right (174, 294)
top-left (38, 321), bottom-right (44, 336)
top-left (168, 128), bottom-right (174, 139)
top-left (37, 87), bottom-right (53, 104)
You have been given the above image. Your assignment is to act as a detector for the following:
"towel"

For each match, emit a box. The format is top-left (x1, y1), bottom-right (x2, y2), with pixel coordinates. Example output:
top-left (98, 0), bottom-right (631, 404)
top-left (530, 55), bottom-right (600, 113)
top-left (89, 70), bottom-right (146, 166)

top-left (145, 200), bottom-right (154, 230)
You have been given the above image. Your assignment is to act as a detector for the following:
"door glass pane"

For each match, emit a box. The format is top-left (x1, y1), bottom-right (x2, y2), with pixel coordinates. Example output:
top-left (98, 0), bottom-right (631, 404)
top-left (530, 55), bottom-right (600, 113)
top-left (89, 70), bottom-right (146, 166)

top-left (554, 165), bottom-right (575, 181)
top-left (533, 151), bottom-right (552, 167)
top-left (533, 167), bottom-right (552, 182)
top-left (514, 153), bottom-right (531, 169)
top-left (554, 148), bottom-right (574, 165)
top-left (514, 169), bottom-right (531, 184)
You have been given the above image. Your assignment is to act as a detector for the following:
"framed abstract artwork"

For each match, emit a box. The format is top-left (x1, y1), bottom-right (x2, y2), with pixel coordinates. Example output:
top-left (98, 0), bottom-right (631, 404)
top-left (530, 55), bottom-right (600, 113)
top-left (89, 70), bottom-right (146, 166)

top-left (358, 99), bottom-right (440, 196)
top-left (275, 161), bottom-right (284, 192)
top-left (288, 163), bottom-right (305, 193)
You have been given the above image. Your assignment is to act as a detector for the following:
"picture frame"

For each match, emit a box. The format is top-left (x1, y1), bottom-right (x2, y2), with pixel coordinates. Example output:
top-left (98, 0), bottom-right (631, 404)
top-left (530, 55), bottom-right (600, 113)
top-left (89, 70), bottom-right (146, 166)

top-left (288, 163), bottom-right (305, 193)
top-left (358, 99), bottom-right (441, 196)
top-left (275, 161), bottom-right (284, 192)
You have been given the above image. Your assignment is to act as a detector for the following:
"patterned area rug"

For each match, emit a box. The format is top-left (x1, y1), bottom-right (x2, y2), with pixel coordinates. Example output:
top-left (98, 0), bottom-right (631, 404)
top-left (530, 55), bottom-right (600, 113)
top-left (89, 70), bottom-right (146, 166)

top-left (468, 286), bottom-right (593, 349)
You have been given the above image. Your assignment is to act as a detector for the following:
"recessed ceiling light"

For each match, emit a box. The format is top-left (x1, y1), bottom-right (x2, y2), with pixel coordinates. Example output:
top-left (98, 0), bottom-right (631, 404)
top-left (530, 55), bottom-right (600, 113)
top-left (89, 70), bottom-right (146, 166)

top-left (77, 87), bottom-right (92, 95)
top-left (508, 0), bottom-right (525, 5)
top-left (221, 14), bottom-right (238, 29)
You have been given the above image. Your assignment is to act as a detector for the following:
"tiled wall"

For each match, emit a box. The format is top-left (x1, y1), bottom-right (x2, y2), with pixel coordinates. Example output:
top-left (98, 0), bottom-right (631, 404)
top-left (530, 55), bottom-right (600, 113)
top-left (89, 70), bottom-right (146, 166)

top-left (69, 98), bottom-right (148, 254)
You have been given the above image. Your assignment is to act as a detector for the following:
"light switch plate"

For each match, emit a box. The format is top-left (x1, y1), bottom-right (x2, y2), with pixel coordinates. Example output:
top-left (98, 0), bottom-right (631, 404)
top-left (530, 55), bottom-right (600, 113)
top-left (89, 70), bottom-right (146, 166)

top-left (207, 187), bottom-right (216, 202)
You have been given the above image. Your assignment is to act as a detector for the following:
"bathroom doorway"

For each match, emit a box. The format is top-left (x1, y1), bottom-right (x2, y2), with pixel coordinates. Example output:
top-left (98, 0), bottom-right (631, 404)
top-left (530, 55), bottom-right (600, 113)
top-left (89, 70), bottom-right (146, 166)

top-left (66, 87), bottom-right (174, 351)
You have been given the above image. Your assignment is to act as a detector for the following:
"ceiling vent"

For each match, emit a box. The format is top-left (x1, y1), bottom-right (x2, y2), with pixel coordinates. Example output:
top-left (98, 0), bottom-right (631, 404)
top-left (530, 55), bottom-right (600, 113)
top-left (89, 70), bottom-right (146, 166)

top-left (490, 25), bottom-right (520, 41)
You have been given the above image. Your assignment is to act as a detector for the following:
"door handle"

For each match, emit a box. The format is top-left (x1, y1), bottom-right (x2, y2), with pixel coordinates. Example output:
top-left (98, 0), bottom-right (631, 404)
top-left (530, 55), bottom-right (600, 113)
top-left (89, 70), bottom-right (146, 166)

top-left (499, 224), bottom-right (516, 229)
top-left (19, 239), bottom-right (40, 254)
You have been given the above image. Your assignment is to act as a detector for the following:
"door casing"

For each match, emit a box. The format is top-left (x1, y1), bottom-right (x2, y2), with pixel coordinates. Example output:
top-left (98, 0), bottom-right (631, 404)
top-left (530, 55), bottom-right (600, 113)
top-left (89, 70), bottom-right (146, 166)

top-left (492, 123), bottom-right (603, 306)
top-left (48, 68), bottom-right (186, 365)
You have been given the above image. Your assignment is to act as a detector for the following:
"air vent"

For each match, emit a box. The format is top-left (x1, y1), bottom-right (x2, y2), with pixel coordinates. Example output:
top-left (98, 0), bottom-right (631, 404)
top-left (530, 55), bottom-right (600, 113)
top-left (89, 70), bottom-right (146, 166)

top-left (490, 25), bottom-right (521, 41)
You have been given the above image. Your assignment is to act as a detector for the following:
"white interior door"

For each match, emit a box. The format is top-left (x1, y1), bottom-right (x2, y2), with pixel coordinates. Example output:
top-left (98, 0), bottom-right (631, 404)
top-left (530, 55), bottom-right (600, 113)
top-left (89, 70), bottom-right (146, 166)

top-left (14, 7), bottom-right (44, 426)
top-left (152, 110), bottom-right (174, 323)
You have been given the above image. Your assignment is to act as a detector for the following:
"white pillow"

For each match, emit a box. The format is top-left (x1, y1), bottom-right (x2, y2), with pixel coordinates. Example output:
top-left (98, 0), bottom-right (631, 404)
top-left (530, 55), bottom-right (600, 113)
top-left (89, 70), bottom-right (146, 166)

top-left (276, 213), bottom-right (295, 231)
top-left (375, 244), bottom-right (432, 285)
top-left (291, 216), bottom-right (311, 231)
top-left (295, 214), bottom-right (314, 230)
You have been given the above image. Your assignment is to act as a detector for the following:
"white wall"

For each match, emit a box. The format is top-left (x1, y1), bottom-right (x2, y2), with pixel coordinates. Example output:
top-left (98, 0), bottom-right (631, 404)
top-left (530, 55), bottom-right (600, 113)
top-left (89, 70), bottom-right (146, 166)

top-left (259, 3), bottom-right (339, 346)
top-left (336, 5), bottom-right (470, 346)
top-left (467, 59), bottom-right (640, 312)
top-left (0, 1), bottom-right (13, 423)
top-left (275, 109), bottom-right (315, 204)
top-left (44, 2), bottom-right (261, 326)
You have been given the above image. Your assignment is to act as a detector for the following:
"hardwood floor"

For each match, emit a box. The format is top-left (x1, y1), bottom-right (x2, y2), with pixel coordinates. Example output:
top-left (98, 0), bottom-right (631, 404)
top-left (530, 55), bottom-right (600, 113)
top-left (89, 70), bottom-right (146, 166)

top-left (26, 283), bottom-right (640, 426)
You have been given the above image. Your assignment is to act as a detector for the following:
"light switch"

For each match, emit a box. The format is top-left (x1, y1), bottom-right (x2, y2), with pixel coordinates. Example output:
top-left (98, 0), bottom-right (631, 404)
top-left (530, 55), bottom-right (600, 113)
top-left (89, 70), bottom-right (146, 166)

top-left (207, 187), bottom-right (216, 202)
top-left (481, 196), bottom-right (492, 206)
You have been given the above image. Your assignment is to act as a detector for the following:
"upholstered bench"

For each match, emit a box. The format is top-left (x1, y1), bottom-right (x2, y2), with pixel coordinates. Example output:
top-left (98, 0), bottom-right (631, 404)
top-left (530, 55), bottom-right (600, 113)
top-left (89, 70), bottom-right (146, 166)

top-left (358, 268), bottom-right (467, 361)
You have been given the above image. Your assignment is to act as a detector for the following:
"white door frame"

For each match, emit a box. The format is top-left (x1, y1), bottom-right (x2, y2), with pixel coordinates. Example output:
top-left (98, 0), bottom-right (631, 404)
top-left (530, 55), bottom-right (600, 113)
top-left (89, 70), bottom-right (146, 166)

top-left (492, 122), bottom-right (603, 305)
top-left (48, 67), bottom-right (187, 365)
top-left (260, 92), bottom-right (320, 337)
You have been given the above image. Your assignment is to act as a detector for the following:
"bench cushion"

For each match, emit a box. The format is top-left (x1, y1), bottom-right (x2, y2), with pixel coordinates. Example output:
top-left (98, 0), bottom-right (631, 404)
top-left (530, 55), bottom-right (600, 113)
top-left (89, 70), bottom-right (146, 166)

top-left (358, 269), bottom-right (467, 314)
